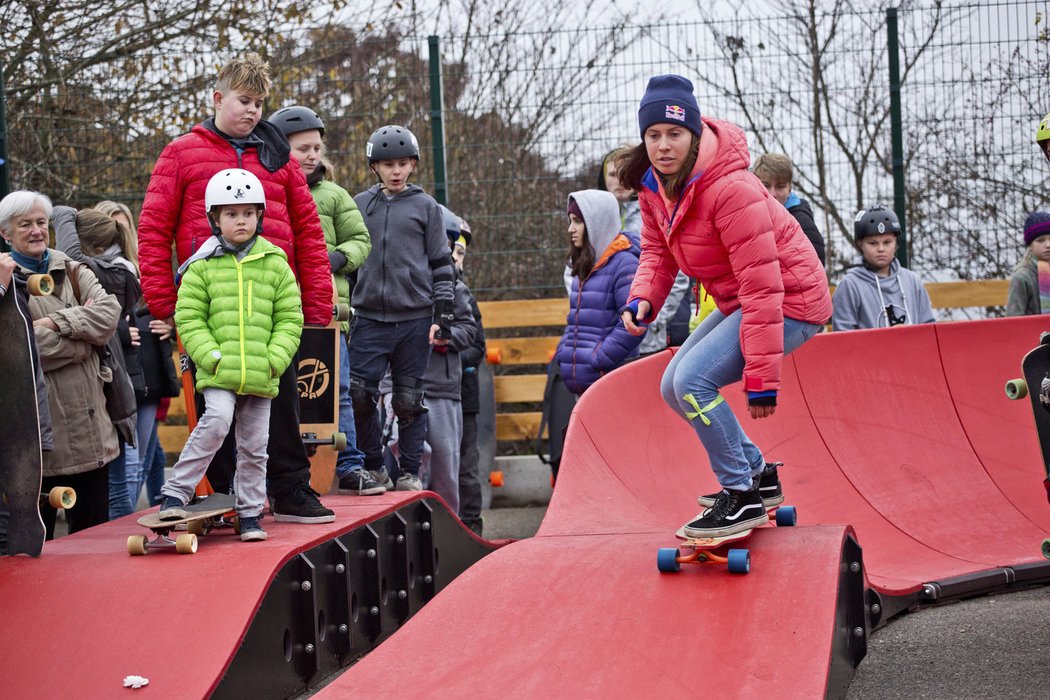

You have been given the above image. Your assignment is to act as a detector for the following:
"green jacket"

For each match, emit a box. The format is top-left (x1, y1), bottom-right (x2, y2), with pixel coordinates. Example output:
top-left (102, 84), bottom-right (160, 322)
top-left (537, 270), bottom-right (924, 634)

top-left (176, 236), bottom-right (304, 398)
top-left (310, 165), bottom-right (371, 332)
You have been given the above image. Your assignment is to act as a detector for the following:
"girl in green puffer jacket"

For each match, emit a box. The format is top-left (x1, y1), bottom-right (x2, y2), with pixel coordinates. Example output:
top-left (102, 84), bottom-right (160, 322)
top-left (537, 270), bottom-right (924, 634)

top-left (159, 169), bottom-right (303, 542)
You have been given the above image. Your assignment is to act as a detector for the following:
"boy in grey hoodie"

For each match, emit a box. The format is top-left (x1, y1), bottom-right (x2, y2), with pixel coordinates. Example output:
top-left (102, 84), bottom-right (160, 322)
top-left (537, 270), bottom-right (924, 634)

top-left (832, 205), bottom-right (934, 331)
top-left (349, 125), bottom-right (455, 492)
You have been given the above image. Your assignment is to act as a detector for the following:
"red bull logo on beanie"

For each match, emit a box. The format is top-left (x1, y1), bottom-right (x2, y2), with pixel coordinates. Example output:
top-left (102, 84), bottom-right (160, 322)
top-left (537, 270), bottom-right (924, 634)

top-left (665, 105), bottom-right (686, 122)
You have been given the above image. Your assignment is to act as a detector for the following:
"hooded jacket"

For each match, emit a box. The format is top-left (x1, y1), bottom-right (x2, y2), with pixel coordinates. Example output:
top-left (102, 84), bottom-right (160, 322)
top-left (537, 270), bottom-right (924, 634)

top-left (352, 183), bottom-right (455, 322)
top-left (175, 236), bottom-right (304, 399)
top-left (422, 278), bottom-right (478, 401)
top-left (831, 259), bottom-right (935, 331)
top-left (1007, 252), bottom-right (1040, 317)
top-left (784, 193), bottom-right (826, 266)
top-left (628, 118), bottom-right (831, 394)
top-left (137, 121), bottom-right (332, 326)
top-left (556, 189), bottom-right (643, 395)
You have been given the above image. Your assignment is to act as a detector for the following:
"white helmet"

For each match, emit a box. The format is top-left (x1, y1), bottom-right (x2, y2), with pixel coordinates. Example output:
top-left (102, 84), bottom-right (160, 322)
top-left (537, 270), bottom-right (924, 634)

top-left (204, 169), bottom-right (266, 213)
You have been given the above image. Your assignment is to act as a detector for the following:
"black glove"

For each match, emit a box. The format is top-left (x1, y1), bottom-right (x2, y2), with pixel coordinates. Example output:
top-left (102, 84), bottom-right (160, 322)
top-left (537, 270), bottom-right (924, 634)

top-left (433, 300), bottom-right (454, 341)
top-left (327, 251), bottom-right (347, 273)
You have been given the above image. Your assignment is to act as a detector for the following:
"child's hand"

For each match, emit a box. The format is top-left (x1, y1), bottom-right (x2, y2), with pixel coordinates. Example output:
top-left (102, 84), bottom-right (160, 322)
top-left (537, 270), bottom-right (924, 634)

top-left (621, 300), bottom-right (651, 336)
top-left (429, 323), bottom-right (449, 347)
top-left (749, 404), bottom-right (776, 419)
top-left (149, 318), bottom-right (174, 340)
top-left (128, 324), bottom-right (141, 347)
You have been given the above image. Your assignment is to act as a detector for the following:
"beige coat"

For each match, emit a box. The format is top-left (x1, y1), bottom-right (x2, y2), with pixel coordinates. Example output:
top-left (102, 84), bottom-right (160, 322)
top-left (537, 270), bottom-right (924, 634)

top-left (20, 250), bottom-right (121, 476)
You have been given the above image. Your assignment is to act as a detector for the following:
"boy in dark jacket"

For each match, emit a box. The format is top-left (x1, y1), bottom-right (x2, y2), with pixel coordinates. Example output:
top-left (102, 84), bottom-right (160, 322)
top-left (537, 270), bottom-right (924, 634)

top-left (752, 153), bottom-right (827, 267)
top-left (351, 125), bottom-right (456, 492)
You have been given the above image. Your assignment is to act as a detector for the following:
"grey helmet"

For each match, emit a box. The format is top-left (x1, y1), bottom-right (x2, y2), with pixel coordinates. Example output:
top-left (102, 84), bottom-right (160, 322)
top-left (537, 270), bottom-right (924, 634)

top-left (268, 105), bottom-right (325, 138)
top-left (366, 125), bottom-right (419, 163)
top-left (853, 204), bottom-right (901, 241)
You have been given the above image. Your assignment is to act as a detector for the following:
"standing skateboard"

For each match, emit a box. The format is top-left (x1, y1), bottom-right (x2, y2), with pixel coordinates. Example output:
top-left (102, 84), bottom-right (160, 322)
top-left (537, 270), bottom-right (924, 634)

top-left (0, 273), bottom-right (77, 557)
top-left (657, 505), bottom-right (797, 574)
top-left (128, 492), bottom-right (237, 555)
top-left (1004, 331), bottom-right (1050, 558)
top-left (298, 300), bottom-right (350, 494)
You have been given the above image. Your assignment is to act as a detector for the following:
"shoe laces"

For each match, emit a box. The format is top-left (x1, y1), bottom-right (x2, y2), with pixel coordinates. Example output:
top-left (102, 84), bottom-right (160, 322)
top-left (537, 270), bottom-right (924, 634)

top-left (708, 489), bottom-right (739, 520)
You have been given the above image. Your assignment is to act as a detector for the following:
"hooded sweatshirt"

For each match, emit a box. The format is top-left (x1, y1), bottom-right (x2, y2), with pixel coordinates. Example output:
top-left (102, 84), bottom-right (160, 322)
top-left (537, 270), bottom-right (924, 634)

top-left (831, 259), bottom-right (935, 331)
top-left (352, 183), bottom-right (454, 323)
top-left (556, 189), bottom-right (643, 394)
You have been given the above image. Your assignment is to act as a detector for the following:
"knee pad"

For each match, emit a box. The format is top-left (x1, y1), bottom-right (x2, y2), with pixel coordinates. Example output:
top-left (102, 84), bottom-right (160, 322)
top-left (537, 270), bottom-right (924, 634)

top-left (349, 376), bottom-right (379, 416)
top-left (391, 376), bottom-right (428, 427)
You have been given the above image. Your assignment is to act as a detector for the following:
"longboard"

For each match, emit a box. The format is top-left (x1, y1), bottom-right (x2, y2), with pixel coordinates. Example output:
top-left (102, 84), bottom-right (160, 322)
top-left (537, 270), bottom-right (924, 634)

top-left (1004, 331), bottom-right (1050, 559)
top-left (128, 493), bottom-right (237, 555)
top-left (657, 505), bottom-right (798, 574)
top-left (298, 300), bottom-right (350, 494)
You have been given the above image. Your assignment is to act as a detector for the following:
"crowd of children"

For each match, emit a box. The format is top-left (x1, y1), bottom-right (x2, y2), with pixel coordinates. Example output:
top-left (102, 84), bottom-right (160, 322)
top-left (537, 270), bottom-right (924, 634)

top-left (4, 55), bottom-right (1048, 551)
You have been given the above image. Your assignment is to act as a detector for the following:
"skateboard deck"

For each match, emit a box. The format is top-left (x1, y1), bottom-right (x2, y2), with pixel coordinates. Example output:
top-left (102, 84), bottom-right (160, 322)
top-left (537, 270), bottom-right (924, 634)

top-left (0, 273), bottom-right (75, 557)
top-left (129, 493), bottom-right (237, 555)
top-left (298, 300), bottom-right (349, 494)
top-left (658, 505), bottom-right (798, 574)
top-left (1004, 332), bottom-right (1050, 559)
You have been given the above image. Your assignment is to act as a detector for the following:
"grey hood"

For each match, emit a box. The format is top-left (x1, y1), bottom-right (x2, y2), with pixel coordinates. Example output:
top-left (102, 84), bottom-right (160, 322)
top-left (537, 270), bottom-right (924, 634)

top-left (568, 189), bottom-right (621, 259)
top-left (831, 259), bottom-right (935, 331)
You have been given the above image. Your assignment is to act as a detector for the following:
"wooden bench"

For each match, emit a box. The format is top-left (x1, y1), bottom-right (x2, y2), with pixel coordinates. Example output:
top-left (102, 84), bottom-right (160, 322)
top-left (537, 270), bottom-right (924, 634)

top-left (158, 279), bottom-right (1010, 458)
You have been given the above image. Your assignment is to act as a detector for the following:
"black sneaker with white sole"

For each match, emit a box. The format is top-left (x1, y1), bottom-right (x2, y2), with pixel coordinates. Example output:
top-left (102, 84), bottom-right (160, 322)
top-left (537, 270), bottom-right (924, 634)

top-left (338, 470), bottom-right (387, 496)
top-left (271, 485), bottom-right (335, 524)
top-left (697, 462), bottom-right (784, 508)
top-left (683, 487), bottom-right (769, 538)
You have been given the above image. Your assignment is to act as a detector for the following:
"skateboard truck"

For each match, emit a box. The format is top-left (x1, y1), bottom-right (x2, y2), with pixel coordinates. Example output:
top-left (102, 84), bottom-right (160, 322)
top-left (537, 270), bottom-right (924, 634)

top-left (301, 431), bottom-right (347, 457)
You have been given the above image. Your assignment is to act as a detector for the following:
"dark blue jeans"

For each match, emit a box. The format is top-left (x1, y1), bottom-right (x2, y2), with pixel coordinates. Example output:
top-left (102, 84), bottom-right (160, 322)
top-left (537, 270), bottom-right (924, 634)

top-left (348, 316), bottom-right (431, 476)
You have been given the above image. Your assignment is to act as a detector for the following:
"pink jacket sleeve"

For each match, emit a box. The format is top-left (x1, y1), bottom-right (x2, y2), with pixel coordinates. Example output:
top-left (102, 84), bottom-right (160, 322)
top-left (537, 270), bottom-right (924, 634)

top-left (628, 194), bottom-right (680, 319)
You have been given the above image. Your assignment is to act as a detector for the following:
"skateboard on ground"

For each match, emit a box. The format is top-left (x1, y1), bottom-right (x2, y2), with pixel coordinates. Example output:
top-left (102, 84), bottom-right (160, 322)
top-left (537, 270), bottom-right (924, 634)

top-left (0, 273), bottom-right (77, 557)
top-left (657, 505), bottom-right (797, 574)
top-left (298, 300), bottom-right (350, 494)
top-left (1004, 331), bottom-right (1050, 559)
top-left (128, 492), bottom-right (237, 555)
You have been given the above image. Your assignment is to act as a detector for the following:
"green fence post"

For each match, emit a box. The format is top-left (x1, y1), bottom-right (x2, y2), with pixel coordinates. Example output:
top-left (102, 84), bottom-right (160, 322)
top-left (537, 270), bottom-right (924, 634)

top-left (427, 35), bottom-right (448, 207)
top-left (887, 8), bottom-right (908, 266)
top-left (0, 62), bottom-right (9, 252)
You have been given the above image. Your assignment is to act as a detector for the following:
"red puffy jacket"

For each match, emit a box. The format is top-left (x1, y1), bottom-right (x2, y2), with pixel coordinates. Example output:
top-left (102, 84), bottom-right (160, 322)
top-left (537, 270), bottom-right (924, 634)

top-left (628, 118), bottom-right (831, 393)
top-left (138, 124), bottom-right (332, 325)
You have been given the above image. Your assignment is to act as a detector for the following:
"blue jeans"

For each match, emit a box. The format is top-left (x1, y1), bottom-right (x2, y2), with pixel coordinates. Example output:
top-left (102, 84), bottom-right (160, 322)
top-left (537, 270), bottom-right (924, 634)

top-left (125, 401), bottom-right (159, 506)
top-left (145, 432), bottom-right (166, 506)
top-left (661, 308), bottom-right (821, 490)
top-left (335, 332), bottom-right (366, 477)
top-left (107, 442), bottom-right (134, 520)
top-left (348, 316), bottom-right (432, 475)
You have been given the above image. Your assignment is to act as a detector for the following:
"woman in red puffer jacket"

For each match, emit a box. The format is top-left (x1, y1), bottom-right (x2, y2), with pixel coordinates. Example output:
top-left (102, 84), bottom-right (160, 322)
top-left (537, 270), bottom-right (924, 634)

top-left (618, 74), bottom-right (831, 541)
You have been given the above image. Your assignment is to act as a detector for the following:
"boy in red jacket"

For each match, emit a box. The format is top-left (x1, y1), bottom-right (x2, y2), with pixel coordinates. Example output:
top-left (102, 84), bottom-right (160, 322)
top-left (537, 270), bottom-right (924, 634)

top-left (138, 54), bottom-right (335, 523)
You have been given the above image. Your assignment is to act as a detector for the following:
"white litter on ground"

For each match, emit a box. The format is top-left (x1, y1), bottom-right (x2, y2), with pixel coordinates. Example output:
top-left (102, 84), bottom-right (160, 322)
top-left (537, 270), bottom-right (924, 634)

top-left (123, 675), bottom-right (149, 689)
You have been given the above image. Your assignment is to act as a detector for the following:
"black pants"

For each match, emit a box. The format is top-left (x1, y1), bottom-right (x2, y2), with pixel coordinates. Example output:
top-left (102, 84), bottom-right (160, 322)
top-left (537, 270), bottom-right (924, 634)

top-left (458, 411), bottom-right (481, 522)
top-left (203, 354), bottom-right (311, 498)
top-left (41, 466), bottom-right (110, 539)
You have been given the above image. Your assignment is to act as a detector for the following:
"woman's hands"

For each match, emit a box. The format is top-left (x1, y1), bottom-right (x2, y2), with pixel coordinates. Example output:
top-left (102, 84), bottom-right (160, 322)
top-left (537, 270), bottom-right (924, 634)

top-left (621, 300), bottom-right (651, 336)
top-left (0, 252), bottom-right (15, 291)
top-left (749, 404), bottom-right (776, 419)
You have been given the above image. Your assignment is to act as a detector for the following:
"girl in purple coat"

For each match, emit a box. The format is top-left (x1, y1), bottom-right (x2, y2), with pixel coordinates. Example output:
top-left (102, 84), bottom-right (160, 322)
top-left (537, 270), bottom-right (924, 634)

top-left (555, 190), bottom-right (643, 395)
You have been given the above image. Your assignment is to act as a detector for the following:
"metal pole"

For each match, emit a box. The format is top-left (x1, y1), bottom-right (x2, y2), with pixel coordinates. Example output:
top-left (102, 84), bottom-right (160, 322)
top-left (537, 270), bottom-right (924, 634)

top-left (427, 35), bottom-right (448, 207)
top-left (887, 8), bottom-right (908, 266)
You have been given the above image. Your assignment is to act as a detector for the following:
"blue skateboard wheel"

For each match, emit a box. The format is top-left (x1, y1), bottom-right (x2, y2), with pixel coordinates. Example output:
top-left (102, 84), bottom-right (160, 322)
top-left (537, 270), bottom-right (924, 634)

top-left (727, 548), bottom-right (750, 574)
top-left (775, 505), bottom-right (798, 527)
top-left (657, 547), bottom-right (681, 573)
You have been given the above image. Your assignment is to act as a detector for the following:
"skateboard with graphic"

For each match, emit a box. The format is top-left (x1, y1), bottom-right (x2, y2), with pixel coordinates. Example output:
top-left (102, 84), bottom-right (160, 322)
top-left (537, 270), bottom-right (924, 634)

top-left (1003, 331), bottom-right (1050, 559)
top-left (298, 300), bottom-right (350, 494)
top-left (656, 505), bottom-right (797, 574)
top-left (0, 272), bottom-right (77, 557)
top-left (128, 492), bottom-right (237, 555)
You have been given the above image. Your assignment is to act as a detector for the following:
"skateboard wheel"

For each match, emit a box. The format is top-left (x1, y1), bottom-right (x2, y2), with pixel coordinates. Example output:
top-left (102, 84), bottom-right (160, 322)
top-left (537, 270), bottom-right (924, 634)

top-left (657, 547), bottom-right (681, 573)
top-left (1042, 539), bottom-right (1050, 560)
top-left (127, 535), bottom-right (149, 556)
top-left (489, 471), bottom-right (504, 487)
top-left (175, 533), bottom-right (198, 554)
top-left (1005, 378), bottom-right (1028, 400)
top-left (187, 520), bottom-right (207, 536)
top-left (48, 486), bottom-right (76, 510)
top-left (334, 303), bottom-right (351, 323)
top-left (26, 273), bottom-right (55, 296)
top-left (775, 505), bottom-right (797, 527)
top-left (727, 549), bottom-right (750, 574)
top-left (332, 432), bottom-right (347, 451)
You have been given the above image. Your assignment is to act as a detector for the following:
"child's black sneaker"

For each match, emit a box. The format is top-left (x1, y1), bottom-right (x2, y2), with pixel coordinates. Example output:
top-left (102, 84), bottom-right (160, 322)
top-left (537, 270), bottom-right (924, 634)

top-left (697, 462), bottom-right (784, 508)
top-left (683, 487), bottom-right (768, 538)
top-left (239, 516), bottom-right (267, 542)
top-left (338, 470), bottom-right (387, 496)
top-left (369, 468), bottom-right (394, 490)
top-left (158, 496), bottom-right (187, 521)
top-left (271, 485), bottom-right (335, 524)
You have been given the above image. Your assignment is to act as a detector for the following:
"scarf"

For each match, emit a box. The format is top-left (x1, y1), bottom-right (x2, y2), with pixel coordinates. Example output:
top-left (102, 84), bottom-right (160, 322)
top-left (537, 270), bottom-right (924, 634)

top-left (10, 248), bottom-right (50, 274)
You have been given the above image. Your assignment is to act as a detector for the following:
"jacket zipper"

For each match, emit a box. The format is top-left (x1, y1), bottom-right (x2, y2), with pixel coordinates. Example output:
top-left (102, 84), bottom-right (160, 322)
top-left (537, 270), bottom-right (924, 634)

top-left (236, 261), bottom-right (247, 393)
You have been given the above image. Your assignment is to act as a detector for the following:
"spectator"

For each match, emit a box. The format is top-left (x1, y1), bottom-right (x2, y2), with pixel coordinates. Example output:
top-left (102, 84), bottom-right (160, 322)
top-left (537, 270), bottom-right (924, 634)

top-left (832, 204), bottom-right (934, 331)
top-left (137, 54), bottom-right (334, 523)
top-left (0, 191), bottom-right (121, 536)
top-left (752, 152), bottom-right (827, 266)
top-left (1007, 212), bottom-right (1050, 316)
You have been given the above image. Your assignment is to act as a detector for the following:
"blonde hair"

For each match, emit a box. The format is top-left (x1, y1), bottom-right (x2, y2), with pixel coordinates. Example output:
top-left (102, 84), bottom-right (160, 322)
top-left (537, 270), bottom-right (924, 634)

top-left (76, 209), bottom-right (139, 270)
top-left (752, 153), bottom-right (794, 184)
top-left (94, 200), bottom-right (136, 233)
top-left (215, 53), bottom-right (271, 97)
